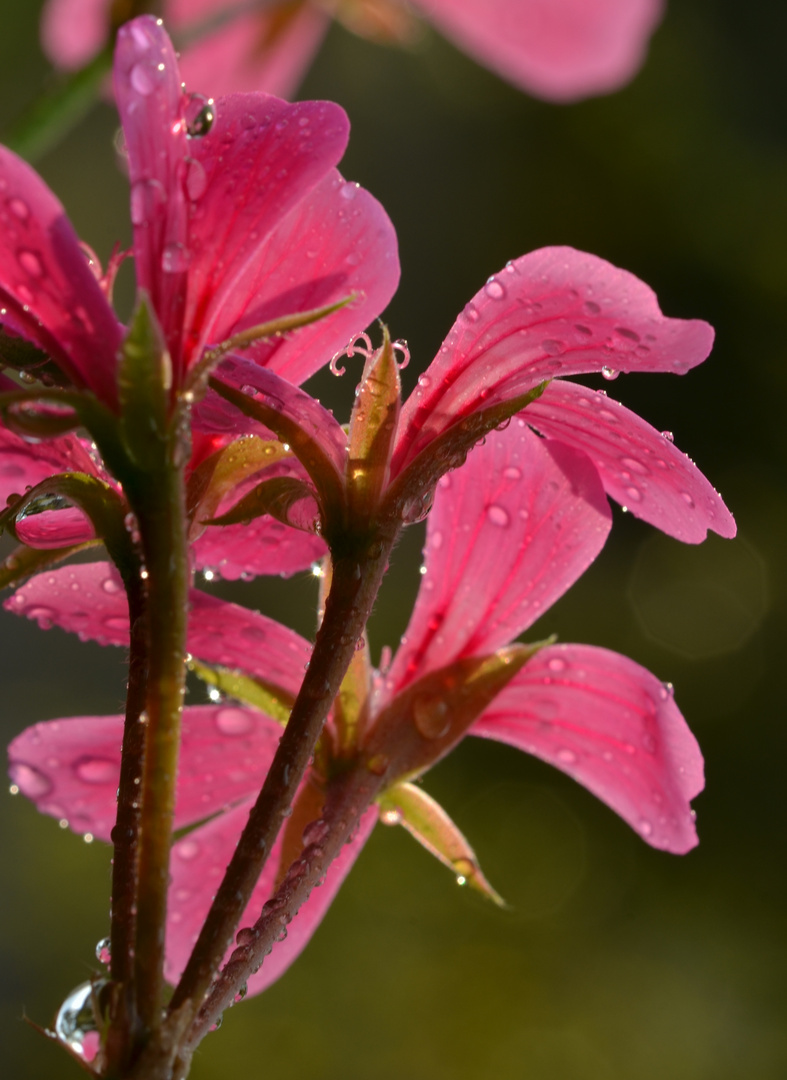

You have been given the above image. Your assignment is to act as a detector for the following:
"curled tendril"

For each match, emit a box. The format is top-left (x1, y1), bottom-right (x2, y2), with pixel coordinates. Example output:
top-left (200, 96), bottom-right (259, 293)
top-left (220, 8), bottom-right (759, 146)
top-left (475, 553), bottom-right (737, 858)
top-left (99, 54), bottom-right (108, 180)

top-left (391, 340), bottom-right (410, 369)
top-left (329, 333), bottom-right (374, 375)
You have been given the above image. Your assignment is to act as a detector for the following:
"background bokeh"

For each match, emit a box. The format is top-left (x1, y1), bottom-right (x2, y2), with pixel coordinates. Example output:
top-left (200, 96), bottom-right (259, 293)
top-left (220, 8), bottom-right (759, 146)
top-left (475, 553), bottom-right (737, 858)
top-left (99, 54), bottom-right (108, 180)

top-left (1, 2), bottom-right (785, 1078)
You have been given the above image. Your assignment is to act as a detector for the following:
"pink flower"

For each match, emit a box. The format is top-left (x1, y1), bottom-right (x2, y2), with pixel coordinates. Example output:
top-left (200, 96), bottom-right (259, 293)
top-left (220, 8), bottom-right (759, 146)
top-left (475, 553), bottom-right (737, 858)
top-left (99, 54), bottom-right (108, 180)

top-left (41, 0), bottom-right (665, 103)
top-left (1, 15), bottom-right (398, 407)
top-left (8, 417), bottom-right (710, 996)
top-left (204, 247), bottom-right (735, 545)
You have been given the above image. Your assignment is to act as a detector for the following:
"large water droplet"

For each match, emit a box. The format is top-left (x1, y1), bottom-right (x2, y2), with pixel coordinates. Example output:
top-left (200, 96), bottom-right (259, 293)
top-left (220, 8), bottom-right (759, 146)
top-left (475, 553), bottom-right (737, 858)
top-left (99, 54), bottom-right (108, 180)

top-left (130, 59), bottom-right (161, 96)
top-left (54, 981), bottom-right (103, 1060)
top-left (9, 761), bottom-right (52, 798)
top-left (95, 938), bottom-right (111, 965)
top-left (601, 367), bottom-right (619, 381)
top-left (74, 757), bottom-right (117, 784)
top-left (413, 695), bottom-right (451, 739)
top-left (487, 504), bottom-right (510, 528)
top-left (214, 708), bottom-right (254, 736)
top-left (183, 93), bottom-right (215, 137)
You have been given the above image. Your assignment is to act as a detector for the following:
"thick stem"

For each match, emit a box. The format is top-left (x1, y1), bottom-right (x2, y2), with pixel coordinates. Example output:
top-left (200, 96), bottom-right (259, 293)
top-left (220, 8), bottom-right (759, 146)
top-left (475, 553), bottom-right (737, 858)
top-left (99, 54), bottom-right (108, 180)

top-left (167, 520), bottom-right (400, 1021)
top-left (186, 762), bottom-right (386, 1050)
top-left (129, 463), bottom-right (189, 1034)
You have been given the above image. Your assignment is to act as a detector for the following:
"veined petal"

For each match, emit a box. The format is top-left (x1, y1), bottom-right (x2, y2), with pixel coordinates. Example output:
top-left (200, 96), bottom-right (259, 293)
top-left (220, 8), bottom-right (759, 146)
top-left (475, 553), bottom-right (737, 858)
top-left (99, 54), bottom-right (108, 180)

top-left (416, 0), bottom-right (664, 101)
top-left (386, 422), bottom-right (611, 695)
top-left (0, 149), bottom-right (122, 405)
top-left (172, 0), bottom-right (330, 99)
top-left (182, 94), bottom-right (349, 371)
top-left (210, 170), bottom-right (400, 387)
top-left (194, 516), bottom-right (326, 580)
top-left (5, 563), bottom-right (311, 696)
top-left (166, 797), bottom-right (376, 997)
top-left (472, 642), bottom-right (703, 853)
top-left (526, 380), bottom-right (736, 542)
top-left (6, 705), bottom-right (284, 841)
top-left (0, 428), bottom-right (101, 502)
top-left (393, 247), bottom-right (714, 475)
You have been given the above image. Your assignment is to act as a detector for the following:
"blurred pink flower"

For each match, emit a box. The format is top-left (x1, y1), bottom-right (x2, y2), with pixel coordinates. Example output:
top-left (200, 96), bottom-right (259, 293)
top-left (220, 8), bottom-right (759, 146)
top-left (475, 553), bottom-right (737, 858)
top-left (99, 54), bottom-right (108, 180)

top-left (8, 416), bottom-right (709, 997)
top-left (41, 0), bottom-right (665, 102)
top-left (1, 15), bottom-right (398, 406)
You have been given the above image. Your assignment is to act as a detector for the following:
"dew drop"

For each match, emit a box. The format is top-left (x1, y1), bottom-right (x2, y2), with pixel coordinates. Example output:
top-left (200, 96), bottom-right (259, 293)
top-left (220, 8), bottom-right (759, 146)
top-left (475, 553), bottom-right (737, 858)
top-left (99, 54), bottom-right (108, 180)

top-left (184, 157), bottom-right (207, 200)
top-left (614, 326), bottom-right (640, 342)
top-left (463, 302), bottom-right (480, 323)
top-left (680, 491), bottom-right (696, 508)
top-left (302, 819), bottom-right (329, 846)
top-left (625, 485), bottom-right (643, 503)
top-left (55, 981), bottom-right (102, 1060)
top-left (659, 682), bottom-right (674, 701)
top-left (487, 504), bottom-right (510, 528)
top-left (130, 61), bottom-right (157, 96)
top-left (161, 242), bottom-right (191, 273)
top-left (601, 367), bottom-right (619, 381)
top-left (380, 807), bottom-right (401, 826)
top-left (556, 748), bottom-right (577, 765)
top-left (620, 455), bottom-right (649, 476)
top-left (95, 938), bottom-right (111, 965)
top-left (184, 93), bottom-right (215, 137)
top-left (583, 300), bottom-right (601, 315)
top-left (413, 695), bottom-right (450, 740)
top-left (101, 577), bottom-right (121, 594)
top-left (74, 757), bottom-right (117, 784)
top-left (340, 182), bottom-right (359, 200)
top-left (8, 761), bottom-right (52, 798)
top-left (639, 818), bottom-right (653, 838)
top-left (18, 248), bottom-right (44, 278)
top-left (502, 466), bottom-right (521, 480)
top-left (541, 338), bottom-right (565, 356)
top-left (130, 178), bottom-right (166, 227)
top-left (661, 430), bottom-right (674, 443)
top-left (547, 656), bottom-right (567, 672)
top-left (8, 197), bottom-right (29, 221)
top-left (484, 276), bottom-right (506, 300)
top-left (177, 838), bottom-right (200, 861)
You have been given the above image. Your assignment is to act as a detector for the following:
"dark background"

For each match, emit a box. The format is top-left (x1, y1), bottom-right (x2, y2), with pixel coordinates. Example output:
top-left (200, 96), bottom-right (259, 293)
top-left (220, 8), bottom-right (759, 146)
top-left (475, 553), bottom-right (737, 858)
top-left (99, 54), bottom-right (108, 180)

top-left (0, 2), bottom-right (784, 1078)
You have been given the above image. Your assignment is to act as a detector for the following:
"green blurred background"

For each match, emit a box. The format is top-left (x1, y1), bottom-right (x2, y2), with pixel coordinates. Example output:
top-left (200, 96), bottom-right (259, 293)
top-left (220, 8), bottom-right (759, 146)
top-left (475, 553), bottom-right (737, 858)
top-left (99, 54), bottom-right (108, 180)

top-left (1, 2), bottom-right (785, 1078)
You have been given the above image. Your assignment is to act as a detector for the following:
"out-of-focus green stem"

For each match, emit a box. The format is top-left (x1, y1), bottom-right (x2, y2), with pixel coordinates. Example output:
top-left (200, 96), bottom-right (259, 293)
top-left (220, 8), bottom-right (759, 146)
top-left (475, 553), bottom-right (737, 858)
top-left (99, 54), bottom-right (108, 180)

top-left (2, 46), bottom-right (112, 163)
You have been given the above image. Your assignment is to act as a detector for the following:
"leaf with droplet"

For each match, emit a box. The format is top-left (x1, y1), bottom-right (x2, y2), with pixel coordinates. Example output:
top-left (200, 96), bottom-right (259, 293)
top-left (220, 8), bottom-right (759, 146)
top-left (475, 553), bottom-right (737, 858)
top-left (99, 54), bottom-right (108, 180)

top-left (188, 658), bottom-right (294, 725)
top-left (187, 435), bottom-right (291, 536)
top-left (0, 539), bottom-right (100, 592)
top-left (384, 382), bottom-right (548, 521)
top-left (204, 476), bottom-right (318, 533)
top-left (378, 782), bottom-right (505, 906)
top-left (346, 327), bottom-right (401, 519)
top-left (274, 773), bottom-right (327, 892)
top-left (364, 640), bottom-right (553, 783)
top-left (117, 292), bottom-right (172, 469)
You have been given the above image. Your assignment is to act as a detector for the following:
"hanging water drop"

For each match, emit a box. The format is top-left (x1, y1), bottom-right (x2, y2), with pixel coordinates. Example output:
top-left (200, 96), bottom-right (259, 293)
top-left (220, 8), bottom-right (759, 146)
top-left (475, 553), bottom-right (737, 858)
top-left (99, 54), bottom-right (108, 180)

top-left (54, 981), bottom-right (105, 1060)
top-left (184, 93), bottom-right (215, 137)
top-left (601, 367), bottom-right (619, 381)
top-left (95, 937), bottom-right (111, 965)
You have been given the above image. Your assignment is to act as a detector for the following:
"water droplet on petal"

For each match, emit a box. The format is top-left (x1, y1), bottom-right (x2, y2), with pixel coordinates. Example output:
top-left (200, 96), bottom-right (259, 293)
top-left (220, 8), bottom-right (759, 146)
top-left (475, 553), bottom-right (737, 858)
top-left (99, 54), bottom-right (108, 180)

top-left (161, 242), bottom-right (191, 273)
top-left (183, 93), bottom-right (215, 137)
top-left (214, 708), bottom-right (254, 736)
top-left (130, 60), bottom-right (157, 95)
top-left (620, 456), bottom-right (649, 476)
top-left (541, 338), bottom-right (565, 356)
top-left (8, 197), bottom-right (30, 221)
top-left (413, 695), bottom-right (451, 739)
top-left (601, 367), bottom-right (619, 381)
top-left (184, 157), bottom-right (207, 200)
top-left (484, 276), bottom-right (506, 300)
top-left (556, 748), bottom-right (577, 765)
top-left (502, 466), bottom-right (521, 480)
top-left (583, 300), bottom-right (601, 315)
top-left (95, 938), bottom-right (111, 965)
top-left (659, 682), bottom-right (674, 701)
top-left (487, 504), bottom-right (510, 528)
top-left (18, 249), bottom-right (44, 278)
top-left (639, 818), bottom-right (653, 838)
top-left (547, 656), bottom-right (567, 672)
top-left (177, 838), bottom-right (200, 860)
top-left (74, 757), bottom-right (117, 784)
top-left (661, 430), bottom-right (674, 443)
top-left (9, 761), bottom-right (52, 798)
top-left (625, 485), bottom-right (642, 503)
top-left (463, 302), bottom-right (480, 323)
top-left (680, 491), bottom-right (696, 508)
top-left (101, 577), bottom-right (121, 594)
top-left (130, 178), bottom-right (166, 227)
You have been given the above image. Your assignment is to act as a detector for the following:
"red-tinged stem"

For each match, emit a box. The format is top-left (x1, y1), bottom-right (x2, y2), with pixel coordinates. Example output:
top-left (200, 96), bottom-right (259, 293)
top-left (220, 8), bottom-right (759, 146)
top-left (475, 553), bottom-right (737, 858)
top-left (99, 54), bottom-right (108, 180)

top-left (166, 519), bottom-right (401, 1025)
top-left (184, 762), bottom-right (387, 1053)
top-left (127, 460), bottom-right (189, 1036)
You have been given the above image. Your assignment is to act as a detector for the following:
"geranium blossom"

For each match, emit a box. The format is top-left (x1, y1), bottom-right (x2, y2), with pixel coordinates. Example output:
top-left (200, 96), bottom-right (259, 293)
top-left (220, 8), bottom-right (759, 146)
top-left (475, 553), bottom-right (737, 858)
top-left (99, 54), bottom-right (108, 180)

top-left (41, 0), bottom-right (665, 103)
top-left (8, 418), bottom-right (710, 997)
top-left (201, 246), bottom-right (735, 546)
top-left (0, 15), bottom-right (398, 406)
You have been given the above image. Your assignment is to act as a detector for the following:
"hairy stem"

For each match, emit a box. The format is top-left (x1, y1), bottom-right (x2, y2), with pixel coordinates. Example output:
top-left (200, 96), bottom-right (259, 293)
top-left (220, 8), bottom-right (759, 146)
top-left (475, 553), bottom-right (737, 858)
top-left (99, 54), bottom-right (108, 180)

top-left (167, 520), bottom-right (400, 1022)
top-left (129, 462), bottom-right (189, 1034)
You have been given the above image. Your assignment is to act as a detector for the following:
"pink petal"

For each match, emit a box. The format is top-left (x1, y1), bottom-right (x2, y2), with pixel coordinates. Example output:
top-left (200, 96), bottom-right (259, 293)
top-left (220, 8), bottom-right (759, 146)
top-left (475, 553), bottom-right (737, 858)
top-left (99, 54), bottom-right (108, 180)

top-left (0, 149), bottom-right (122, 405)
top-left (166, 797), bottom-right (376, 996)
top-left (0, 429), bottom-right (100, 504)
top-left (206, 170), bottom-right (400, 387)
top-left (40, 0), bottom-right (110, 70)
top-left (8, 713), bottom-right (124, 840)
top-left (525, 380), bottom-right (736, 542)
top-left (392, 247), bottom-right (714, 476)
top-left (194, 516), bottom-right (326, 580)
top-left (472, 642), bottom-right (703, 853)
top-left (416, 0), bottom-right (664, 101)
top-left (7, 705), bottom-right (284, 840)
top-left (386, 422), bottom-right (611, 695)
top-left (14, 507), bottom-right (96, 549)
top-left (113, 17), bottom-right (192, 374)
top-left (6, 563), bottom-right (311, 695)
top-left (180, 94), bottom-right (350, 376)
top-left (171, 0), bottom-right (331, 99)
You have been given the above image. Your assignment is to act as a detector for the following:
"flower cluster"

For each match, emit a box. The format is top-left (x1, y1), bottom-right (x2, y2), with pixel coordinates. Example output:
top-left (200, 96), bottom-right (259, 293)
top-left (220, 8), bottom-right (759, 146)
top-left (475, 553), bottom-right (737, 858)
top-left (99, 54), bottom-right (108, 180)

top-left (2, 11), bottom-right (733, 1078)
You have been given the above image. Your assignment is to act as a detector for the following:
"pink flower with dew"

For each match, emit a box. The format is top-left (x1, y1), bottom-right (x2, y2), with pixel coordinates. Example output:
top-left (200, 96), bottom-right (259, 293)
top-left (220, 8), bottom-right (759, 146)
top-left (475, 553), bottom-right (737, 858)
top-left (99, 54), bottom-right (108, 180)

top-left (202, 246), bottom-right (735, 545)
top-left (8, 418), bottom-right (709, 997)
top-left (41, 0), bottom-right (665, 103)
top-left (0, 15), bottom-right (398, 406)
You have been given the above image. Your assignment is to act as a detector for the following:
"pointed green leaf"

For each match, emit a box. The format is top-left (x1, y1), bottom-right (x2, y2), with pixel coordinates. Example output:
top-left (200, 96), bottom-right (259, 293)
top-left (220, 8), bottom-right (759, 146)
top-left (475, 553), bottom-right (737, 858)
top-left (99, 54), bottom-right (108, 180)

top-left (0, 540), bottom-right (100, 592)
top-left (363, 639), bottom-right (555, 784)
top-left (188, 659), bottom-right (295, 725)
top-left (378, 782), bottom-right (505, 906)
top-left (333, 634), bottom-right (373, 759)
top-left (117, 293), bottom-right (172, 469)
top-left (346, 327), bottom-right (402, 519)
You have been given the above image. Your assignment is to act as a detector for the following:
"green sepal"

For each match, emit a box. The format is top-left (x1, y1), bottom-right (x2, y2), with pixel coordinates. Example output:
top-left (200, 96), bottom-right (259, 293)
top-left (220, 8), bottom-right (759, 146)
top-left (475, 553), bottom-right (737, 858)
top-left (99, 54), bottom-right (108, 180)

top-left (362, 638), bottom-right (554, 784)
top-left (0, 472), bottom-right (134, 578)
top-left (332, 633), bottom-right (372, 760)
top-left (186, 436), bottom-right (291, 538)
top-left (204, 476), bottom-right (317, 532)
top-left (188, 294), bottom-right (357, 396)
top-left (188, 658), bottom-right (295, 726)
top-left (0, 539), bottom-right (100, 592)
top-left (383, 382), bottom-right (548, 522)
top-left (117, 293), bottom-right (172, 470)
top-left (346, 326), bottom-right (401, 521)
top-left (378, 782), bottom-right (505, 906)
